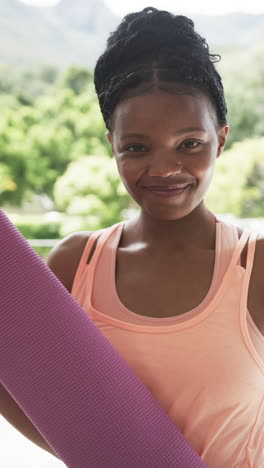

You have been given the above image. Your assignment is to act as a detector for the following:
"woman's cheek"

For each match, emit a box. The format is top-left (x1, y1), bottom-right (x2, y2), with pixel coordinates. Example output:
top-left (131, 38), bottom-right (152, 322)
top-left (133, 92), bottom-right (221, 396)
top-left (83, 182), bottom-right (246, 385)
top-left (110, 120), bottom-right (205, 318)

top-left (118, 158), bottom-right (147, 185)
top-left (116, 161), bottom-right (145, 202)
top-left (187, 152), bottom-right (213, 175)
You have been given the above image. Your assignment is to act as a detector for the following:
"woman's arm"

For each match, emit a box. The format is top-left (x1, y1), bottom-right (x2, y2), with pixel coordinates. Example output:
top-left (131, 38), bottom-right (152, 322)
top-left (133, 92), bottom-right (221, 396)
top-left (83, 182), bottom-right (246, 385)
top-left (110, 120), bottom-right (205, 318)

top-left (0, 383), bottom-right (60, 459)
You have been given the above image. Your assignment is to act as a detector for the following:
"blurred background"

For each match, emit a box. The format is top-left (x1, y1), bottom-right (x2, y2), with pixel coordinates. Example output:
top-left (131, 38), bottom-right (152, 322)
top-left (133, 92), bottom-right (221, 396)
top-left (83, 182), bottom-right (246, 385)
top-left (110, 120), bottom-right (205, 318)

top-left (0, 0), bottom-right (264, 466)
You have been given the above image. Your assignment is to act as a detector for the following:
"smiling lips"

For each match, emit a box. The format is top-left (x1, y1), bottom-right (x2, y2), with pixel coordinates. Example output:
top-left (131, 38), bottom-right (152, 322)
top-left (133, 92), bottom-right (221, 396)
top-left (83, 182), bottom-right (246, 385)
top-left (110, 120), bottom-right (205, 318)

top-left (143, 183), bottom-right (192, 197)
top-left (144, 184), bottom-right (190, 190)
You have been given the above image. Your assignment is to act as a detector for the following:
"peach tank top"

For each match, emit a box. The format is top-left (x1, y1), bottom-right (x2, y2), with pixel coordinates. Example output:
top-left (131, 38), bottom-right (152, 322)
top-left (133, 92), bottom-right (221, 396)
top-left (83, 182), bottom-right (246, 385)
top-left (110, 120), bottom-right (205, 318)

top-left (71, 217), bottom-right (264, 467)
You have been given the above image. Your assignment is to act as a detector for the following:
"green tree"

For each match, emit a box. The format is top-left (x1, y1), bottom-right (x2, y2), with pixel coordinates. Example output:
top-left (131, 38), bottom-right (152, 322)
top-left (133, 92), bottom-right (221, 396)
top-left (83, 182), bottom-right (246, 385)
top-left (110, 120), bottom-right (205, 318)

top-left (53, 154), bottom-right (131, 234)
top-left (0, 80), bottom-right (112, 206)
top-left (206, 138), bottom-right (264, 217)
top-left (61, 66), bottom-right (93, 95)
top-left (0, 64), bottom-right (17, 93)
top-left (217, 45), bottom-right (264, 149)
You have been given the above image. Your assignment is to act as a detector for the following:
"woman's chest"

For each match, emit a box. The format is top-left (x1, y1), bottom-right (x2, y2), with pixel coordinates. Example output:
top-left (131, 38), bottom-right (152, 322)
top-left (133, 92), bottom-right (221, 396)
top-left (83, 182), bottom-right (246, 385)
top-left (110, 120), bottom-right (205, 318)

top-left (115, 246), bottom-right (264, 336)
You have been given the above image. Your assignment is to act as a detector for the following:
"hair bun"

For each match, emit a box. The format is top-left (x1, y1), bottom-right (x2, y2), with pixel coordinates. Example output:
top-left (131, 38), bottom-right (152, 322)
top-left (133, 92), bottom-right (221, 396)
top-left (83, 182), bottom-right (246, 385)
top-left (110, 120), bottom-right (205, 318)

top-left (94, 7), bottom-right (227, 130)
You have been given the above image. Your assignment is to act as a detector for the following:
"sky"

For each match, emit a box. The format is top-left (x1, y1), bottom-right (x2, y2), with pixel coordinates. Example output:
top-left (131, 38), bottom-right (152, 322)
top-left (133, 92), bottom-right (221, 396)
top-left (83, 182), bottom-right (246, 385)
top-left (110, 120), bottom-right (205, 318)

top-left (20, 0), bottom-right (264, 16)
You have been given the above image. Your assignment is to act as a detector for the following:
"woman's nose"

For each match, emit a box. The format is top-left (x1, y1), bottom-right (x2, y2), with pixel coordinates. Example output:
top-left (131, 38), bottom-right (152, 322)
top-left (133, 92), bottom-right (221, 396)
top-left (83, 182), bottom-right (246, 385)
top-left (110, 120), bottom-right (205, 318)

top-left (148, 153), bottom-right (183, 177)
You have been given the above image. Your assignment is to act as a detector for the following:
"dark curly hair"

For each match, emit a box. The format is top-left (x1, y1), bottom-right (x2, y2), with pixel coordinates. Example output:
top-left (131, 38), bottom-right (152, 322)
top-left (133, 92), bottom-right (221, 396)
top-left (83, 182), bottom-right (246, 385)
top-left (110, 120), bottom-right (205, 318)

top-left (94, 7), bottom-right (228, 131)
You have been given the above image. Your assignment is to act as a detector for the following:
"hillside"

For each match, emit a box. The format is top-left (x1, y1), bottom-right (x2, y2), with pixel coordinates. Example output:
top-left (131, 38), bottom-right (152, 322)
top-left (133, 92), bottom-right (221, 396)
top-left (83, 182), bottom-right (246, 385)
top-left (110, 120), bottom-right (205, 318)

top-left (0, 0), bottom-right (263, 69)
top-left (0, 0), bottom-right (119, 68)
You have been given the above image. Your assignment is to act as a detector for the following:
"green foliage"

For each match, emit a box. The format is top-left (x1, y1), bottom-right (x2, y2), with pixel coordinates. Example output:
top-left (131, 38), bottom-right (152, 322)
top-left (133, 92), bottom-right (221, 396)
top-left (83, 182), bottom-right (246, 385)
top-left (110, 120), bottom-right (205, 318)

top-left (54, 155), bottom-right (131, 234)
top-left (25, 124), bottom-right (74, 195)
top-left (6, 213), bottom-right (61, 238)
top-left (1, 57), bottom-right (264, 227)
top-left (0, 127), bottom-right (29, 205)
top-left (0, 162), bottom-right (17, 194)
top-left (0, 64), bottom-right (17, 93)
top-left (13, 220), bottom-right (60, 239)
top-left (0, 64), bottom-right (60, 101)
top-left (60, 66), bottom-right (93, 94)
top-left (217, 45), bottom-right (264, 149)
top-left (206, 138), bottom-right (264, 216)
top-left (0, 68), bottom-right (112, 206)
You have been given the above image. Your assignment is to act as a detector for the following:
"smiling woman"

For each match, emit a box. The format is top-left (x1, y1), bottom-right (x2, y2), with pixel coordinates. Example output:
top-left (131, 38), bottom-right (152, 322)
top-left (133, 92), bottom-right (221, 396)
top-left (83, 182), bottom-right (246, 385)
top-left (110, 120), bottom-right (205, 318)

top-left (92, 8), bottom-right (264, 466)
top-left (2, 5), bottom-right (264, 468)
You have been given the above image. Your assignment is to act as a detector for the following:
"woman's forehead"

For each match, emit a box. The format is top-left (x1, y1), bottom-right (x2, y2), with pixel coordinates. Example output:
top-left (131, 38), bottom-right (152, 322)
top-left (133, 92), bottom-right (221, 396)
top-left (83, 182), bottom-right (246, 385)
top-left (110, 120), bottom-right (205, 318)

top-left (113, 89), bottom-right (216, 133)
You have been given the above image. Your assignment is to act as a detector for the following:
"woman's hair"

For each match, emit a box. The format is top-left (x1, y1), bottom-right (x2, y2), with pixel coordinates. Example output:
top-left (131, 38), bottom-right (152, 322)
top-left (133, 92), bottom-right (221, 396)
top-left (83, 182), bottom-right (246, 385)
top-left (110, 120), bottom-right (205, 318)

top-left (94, 7), bottom-right (228, 131)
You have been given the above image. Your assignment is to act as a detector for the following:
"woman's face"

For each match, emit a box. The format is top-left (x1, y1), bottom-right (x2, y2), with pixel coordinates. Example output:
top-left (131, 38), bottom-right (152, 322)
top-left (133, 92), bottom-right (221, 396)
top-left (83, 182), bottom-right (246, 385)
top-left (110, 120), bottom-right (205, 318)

top-left (107, 87), bottom-right (229, 221)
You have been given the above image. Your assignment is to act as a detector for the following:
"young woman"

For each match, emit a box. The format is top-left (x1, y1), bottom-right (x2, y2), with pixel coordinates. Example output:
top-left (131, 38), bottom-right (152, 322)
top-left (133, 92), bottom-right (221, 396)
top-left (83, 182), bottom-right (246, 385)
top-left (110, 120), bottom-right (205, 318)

top-left (1, 7), bottom-right (263, 466)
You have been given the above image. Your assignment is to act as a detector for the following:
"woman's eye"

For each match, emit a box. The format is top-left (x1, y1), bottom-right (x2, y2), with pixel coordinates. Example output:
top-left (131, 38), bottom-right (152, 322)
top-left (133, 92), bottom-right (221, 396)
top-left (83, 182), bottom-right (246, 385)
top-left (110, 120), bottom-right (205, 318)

top-left (181, 140), bottom-right (201, 149)
top-left (125, 144), bottom-right (146, 152)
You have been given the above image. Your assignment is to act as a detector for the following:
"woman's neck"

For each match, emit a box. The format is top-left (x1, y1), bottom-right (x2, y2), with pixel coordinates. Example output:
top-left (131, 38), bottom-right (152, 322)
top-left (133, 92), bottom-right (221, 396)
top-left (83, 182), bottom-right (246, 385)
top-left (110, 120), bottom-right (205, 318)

top-left (123, 204), bottom-right (217, 252)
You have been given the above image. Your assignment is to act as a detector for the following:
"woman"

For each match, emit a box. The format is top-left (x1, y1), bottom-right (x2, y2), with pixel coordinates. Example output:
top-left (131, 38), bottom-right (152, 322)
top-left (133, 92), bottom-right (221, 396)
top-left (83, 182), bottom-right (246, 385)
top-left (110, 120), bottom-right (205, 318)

top-left (2, 7), bottom-right (264, 466)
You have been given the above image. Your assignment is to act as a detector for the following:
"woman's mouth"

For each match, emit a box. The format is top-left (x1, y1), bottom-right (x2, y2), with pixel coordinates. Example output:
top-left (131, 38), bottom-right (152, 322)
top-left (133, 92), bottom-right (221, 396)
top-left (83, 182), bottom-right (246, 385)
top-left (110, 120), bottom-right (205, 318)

top-left (143, 184), bottom-right (191, 197)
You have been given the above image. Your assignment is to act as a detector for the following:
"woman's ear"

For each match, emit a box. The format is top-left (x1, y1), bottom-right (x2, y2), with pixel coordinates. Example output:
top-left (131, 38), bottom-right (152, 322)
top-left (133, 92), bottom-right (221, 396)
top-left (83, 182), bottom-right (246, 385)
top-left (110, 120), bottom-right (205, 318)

top-left (106, 131), bottom-right (112, 144)
top-left (217, 124), bottom-right (229, 158)
top-left (106, 131), bottom-right (114, 153)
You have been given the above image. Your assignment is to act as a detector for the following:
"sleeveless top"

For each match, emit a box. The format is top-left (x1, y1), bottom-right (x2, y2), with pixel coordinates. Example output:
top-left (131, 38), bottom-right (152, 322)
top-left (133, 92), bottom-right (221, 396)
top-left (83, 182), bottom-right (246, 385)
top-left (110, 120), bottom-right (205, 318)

top-left (71, 217), bottom-right (264, 467)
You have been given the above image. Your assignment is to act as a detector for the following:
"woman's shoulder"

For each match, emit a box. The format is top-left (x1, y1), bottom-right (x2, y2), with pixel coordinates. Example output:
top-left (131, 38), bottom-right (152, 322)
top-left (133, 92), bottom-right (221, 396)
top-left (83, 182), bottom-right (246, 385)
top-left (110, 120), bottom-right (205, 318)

top-left (251, 230), bottom-right (264, 282)
top-left (236, 224), bottom-right (264, 267)
top-left (46, 230), bottom-right (94, 293)
top-left (46, 221), bottom-right (123, 293)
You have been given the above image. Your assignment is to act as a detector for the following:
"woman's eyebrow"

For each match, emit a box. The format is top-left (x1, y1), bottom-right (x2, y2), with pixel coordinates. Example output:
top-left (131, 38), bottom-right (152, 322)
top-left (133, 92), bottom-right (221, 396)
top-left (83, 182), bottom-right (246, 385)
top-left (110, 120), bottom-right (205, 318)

top-left (175, 127), bottom-right (207, 135)
top-left (120, 133), bottom-right (150, 141)
top-left (120, 127), bottom-right (207, 140)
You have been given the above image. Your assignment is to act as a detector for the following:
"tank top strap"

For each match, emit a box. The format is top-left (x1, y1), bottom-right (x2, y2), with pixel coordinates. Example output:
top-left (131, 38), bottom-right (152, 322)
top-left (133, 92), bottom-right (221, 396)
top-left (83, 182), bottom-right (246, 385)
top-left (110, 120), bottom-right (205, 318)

top-left (89, 222), bottom-right (124, 265)
top-left (80, 222), bottom-right (124, 301)
top-left (227, 227), bottom-right (252, 273)
top-left (71, 230), bottom-right (101, 296)
top-left (71, 230), bottom-right (103, 294)
top-left (241, 230), bottom-right (259, 298)
top-left (80, 231), bottom-right (103, 266)
top-left (71, 222), bottom-right (124, 297)
top-left (217, 220), bottom-right (240, 275)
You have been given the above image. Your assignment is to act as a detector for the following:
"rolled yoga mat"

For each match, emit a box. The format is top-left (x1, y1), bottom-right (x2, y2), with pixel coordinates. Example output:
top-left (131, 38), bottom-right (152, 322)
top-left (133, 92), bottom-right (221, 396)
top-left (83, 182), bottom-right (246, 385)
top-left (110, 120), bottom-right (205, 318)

top-left (0, 209), bottom-right (207, 467)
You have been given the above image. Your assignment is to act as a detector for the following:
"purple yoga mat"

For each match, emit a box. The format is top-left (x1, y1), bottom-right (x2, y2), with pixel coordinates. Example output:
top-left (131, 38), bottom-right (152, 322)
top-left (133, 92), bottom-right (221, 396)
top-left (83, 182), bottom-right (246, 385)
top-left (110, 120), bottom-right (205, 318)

top-left (0, 209), bottom-right (207, 467)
